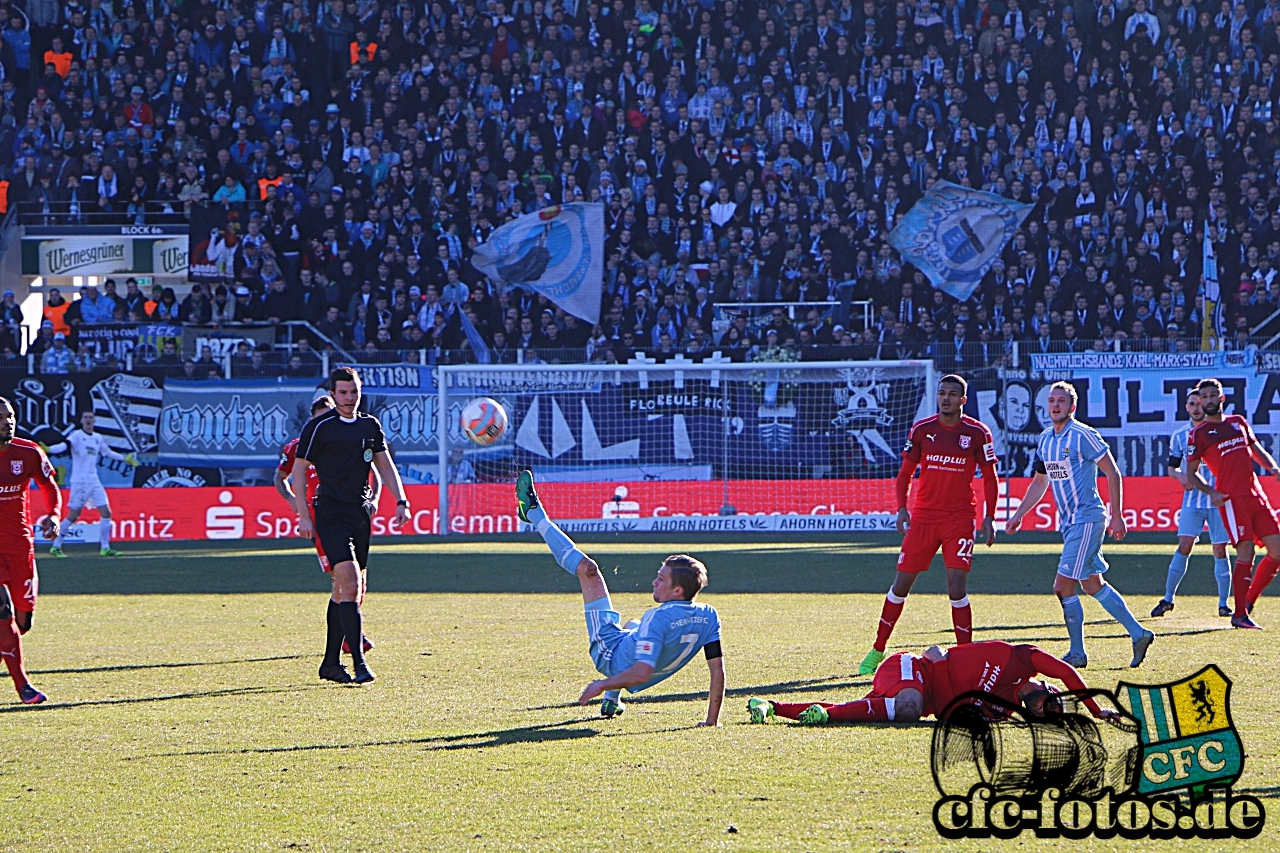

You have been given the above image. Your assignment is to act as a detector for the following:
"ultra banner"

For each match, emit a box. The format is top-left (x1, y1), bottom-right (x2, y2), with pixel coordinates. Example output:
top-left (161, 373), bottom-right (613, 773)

top-left (158, 367), bottom-right (443, 467)
top-left (972, 351), bottom-right (1280, 478)
top-left (75, 322), bottom-right (182, 362)
top-left (23, 476), bottom-right (1243, 543)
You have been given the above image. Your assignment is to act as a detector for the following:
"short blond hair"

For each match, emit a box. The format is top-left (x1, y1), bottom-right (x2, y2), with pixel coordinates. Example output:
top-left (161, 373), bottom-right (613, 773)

top-left (1049, 381), bottom-right (1078, 408)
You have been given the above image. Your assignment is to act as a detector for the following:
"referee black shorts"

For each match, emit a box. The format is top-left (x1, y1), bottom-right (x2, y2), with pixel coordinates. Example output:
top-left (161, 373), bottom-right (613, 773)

top-left (312, 497), bottom-right (372, 571)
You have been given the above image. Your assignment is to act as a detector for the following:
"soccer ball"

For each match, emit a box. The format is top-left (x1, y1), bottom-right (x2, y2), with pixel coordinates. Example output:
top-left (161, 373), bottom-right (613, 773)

top-left (460, 397), bottom-right (508, 446)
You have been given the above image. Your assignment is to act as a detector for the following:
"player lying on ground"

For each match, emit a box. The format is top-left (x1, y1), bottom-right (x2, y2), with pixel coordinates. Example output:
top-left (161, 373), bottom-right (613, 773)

top-left (1152, 389), bottom-right (1233, 619)
top-left (516, 469), bottom-right (725, 724)
top-left (276, 395), bottom-right (374, 656)
top-left (1006, 381), bottom-right (1154, 669)
top-left (859, 373), bottom-right (999, 676)
top-left (46, 411), bottom-right (139, 557)
top-left (748, 640), bottom-right (1117, 725)
top-left (1186, 377), bottom-right (1280, 630)
top-left (0, 397), bottom-right (62, 704)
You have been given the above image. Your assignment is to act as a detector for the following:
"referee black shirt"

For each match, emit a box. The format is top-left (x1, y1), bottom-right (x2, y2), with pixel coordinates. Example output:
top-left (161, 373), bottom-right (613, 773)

top-left (296, 409), bottom-right (386, 505)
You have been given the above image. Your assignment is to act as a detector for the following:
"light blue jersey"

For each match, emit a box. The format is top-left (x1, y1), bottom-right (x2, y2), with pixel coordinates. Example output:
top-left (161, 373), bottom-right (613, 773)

top-left (585, 598), bottom-right (721, 693)
top-left (1169, 422), bottom-right (1215, 511)
top-left (1035, 419), bottom-right (1111, 530)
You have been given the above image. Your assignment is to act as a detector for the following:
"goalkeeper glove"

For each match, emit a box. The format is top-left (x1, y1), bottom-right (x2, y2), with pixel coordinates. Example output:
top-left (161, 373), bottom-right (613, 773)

top-left (124, 452), bottom-right (140, 467)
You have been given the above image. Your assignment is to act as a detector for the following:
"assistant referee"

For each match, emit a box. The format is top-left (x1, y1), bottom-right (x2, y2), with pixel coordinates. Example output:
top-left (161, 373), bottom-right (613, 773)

top-left (294, 366), bottom-right (409, 684)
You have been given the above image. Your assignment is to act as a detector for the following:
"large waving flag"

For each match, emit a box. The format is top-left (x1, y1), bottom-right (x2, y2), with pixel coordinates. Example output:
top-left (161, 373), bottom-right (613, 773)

top-left (473, 203), bottom-right (605, 324)
top-left (888, 181), bottom-right (1033, 301)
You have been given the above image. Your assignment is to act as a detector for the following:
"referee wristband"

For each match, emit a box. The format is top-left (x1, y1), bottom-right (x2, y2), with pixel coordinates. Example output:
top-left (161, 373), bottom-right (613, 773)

top-left (396, 500), bottom-right (410, 508)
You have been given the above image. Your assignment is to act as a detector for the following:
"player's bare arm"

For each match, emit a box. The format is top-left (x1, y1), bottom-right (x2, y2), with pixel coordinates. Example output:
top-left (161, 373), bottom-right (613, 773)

top-left (1097, 451), bottom-right (1126, 540)
top-left (1186, 465), bottom-right (1226, 505)
top-left (579, 661), bottom-right (655, 704)
top-left (1027, 648), bottom-right (1117, 720)
top-left (1249, 440), bottom-right (1280, 479)
top-left (1005, 472), bottom-right (1049, 533)
top-left (894, 451), bottom-right (916, 535)
top-left (1168, 458), bottom-right (1192, 490)
top-left (274, 467), bottom-right (295, 504)
top-left (701, 654), bottom-right (725, 727)
top-left (371, 450), bottom-right (409, 530)
top-left (291, 456), bottom-right (314, 539)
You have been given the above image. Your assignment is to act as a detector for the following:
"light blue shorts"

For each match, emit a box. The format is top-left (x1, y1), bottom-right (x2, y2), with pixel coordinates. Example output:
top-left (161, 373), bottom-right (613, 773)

top-left (1177, 505), bottom-right (1229, 544)
top-left (1058, 520), bottom-right (1110, 580)
top-left (584, 595), bottom-right (628, 676)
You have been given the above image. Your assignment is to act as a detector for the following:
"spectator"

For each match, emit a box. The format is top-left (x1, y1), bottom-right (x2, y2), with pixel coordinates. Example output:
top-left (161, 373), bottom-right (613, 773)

top-left (41, 332), bottom-right (71, 373)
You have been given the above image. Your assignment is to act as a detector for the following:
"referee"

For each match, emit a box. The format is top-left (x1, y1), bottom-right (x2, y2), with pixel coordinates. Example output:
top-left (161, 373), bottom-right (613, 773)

top-left (294, 366), bottom-right (409, 684)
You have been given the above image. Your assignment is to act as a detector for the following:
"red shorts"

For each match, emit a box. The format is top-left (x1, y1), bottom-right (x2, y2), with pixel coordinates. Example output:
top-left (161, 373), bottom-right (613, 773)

top-left (0, 547), bottom-right (38, 612)
top-left (309, 507), bottom-right (330, 572)
top-left (1220, 494), bottom-right (1280, 547)
top-left (870, 651), bottom-right (928, 695)
top-left (897, 514), bottom-right (976, 573)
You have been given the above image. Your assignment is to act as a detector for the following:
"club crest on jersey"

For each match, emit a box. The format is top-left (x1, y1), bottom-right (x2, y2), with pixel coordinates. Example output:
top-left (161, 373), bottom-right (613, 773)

top-left (9, 461), bottom-right (21, 475)
top-left (959, 435), bottom-right (971, 449)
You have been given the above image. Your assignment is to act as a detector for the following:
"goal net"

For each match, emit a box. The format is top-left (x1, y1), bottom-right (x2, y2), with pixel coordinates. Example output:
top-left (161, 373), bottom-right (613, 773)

top-left (435, 359), bottom-right (936, 535)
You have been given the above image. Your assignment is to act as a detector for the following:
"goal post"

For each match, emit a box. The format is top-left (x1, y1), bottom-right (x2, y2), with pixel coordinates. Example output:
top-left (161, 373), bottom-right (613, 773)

top-left (436, 359), bottom-right (936, 535)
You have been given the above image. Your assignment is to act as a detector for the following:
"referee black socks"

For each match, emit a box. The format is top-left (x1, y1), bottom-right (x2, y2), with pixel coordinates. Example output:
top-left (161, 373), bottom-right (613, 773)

top-left (323, 600), bottom-right (344, 668)
top-left (336, 602), bottom-right (366, 668)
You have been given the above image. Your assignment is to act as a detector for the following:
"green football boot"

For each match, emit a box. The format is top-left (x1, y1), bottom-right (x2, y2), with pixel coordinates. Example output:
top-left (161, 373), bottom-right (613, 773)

top-left (798, 704), bottom-right (830, 725)
top-left (100, 548), bottom-right (122, 557)
top-left (747, 697), bottom-right (775, 724)
top-left (857, 648), bottom-right (886, 676)
top-left (48, 546), bottom-right (66, 558)
top-left (516, 469), bottom-right (540, 523)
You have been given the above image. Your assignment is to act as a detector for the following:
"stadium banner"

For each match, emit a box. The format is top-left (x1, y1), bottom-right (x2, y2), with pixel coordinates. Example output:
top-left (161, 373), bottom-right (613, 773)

top-left (972, 350), bottom-right (1280, 478)
top-left (182, 323), bottom-right (277, 358)
top-left (24, 475), bottom-right (1247, 543)
top-left (187, 204), bottom-right (245, 282)
top-left (21, 234), bottom-right (191, 276)
top-left (75, 322), bottom-right (182, 362)
top-left (465, 363), bottom-right (932, 482)
top-left (345, 363), bottom-right (441, 465)
top-left (1, 369), bottom-right (163, 486)
top-left (158, 381), bottom-right (319, 467)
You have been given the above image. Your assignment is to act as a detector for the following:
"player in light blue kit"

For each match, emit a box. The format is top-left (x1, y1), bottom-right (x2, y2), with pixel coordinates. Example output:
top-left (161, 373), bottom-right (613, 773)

top-left (1151, 389), bottom-right (1233, 618)
top-left (1006, 381), bottom-right (1155, 669)
top-left (516, 470), bottom-right (726, 724)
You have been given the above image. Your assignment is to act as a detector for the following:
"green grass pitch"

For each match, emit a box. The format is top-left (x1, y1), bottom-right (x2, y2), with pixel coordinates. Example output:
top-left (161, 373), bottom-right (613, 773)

top-left (2, 534), bottom-right (1277, 852)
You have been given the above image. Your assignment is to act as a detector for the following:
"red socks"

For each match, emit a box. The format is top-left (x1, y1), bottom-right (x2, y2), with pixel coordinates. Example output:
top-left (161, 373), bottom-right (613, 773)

top-left (1248, 556), bottom-right (1280, 607)
top-left (873, 591), bottom-right (906, 652)
top-left (770, 698), bottom-right (894, 722)
top-left (951, 596), bottom-right (973, 644)
top-left (1234, 560), bottom-right (1254, 617)
top-left (0, 618), bottom-right (27, 691)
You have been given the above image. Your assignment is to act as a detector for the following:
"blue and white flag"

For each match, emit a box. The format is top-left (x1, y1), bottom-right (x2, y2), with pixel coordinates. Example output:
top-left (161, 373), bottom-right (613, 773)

top-left (473, 203), bottom-right (605, 324)
top-left (887, 181), bottom-right (1033, 301)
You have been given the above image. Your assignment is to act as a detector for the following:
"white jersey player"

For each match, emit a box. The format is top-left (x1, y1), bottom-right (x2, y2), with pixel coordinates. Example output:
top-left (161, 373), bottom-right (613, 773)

top-left (46, 412), bottom-right (138, 557)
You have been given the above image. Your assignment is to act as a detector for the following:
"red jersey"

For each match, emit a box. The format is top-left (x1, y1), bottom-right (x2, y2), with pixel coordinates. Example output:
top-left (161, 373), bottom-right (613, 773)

top-left (925, 641), bottom-right (1040, 716)
top-left (0, 438), bottom-right (62, 545)
top-left (278, 438), bottom-right (319, 502)
top-left (898, 414), bottom-right (998, 520)
top-left (1188, 414), bottom-right (1262, 499)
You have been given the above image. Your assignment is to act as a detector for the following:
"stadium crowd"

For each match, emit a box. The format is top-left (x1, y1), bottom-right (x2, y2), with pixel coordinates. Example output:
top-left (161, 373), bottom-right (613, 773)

top-left (6, 0), bottom-right (1280, 373)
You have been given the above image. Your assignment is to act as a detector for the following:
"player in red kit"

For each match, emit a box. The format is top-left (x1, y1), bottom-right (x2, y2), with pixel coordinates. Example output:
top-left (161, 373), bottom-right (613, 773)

top-left (857, 375), bottom-right (999, 675)
top-left (274, 395), bottom-right (373, 654)
top-left (1186, 378), bottom-right (1280, 630)
top-left (0, 397), bottom-right (62, 704)
top-left (749, 640), bottom-right (1117, 724)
